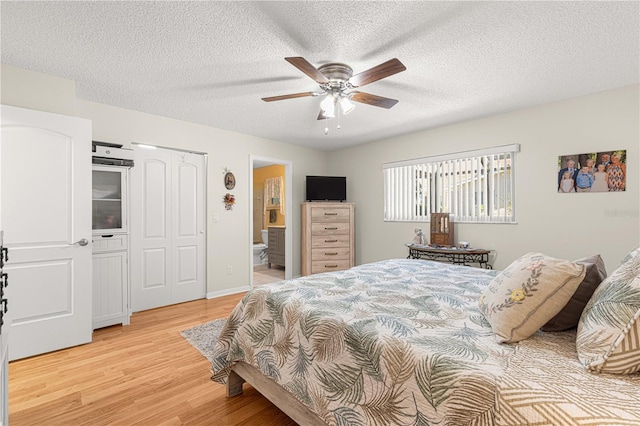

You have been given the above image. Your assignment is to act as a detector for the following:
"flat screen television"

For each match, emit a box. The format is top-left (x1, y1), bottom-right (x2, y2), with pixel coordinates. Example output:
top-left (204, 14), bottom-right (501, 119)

top-left (305, 176), bottom-right (346, 201)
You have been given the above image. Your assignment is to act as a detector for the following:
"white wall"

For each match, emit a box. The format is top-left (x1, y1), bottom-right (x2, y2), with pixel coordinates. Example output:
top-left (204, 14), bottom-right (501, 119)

top-left (1, 64), bottom-right (329, 295)
top-left (1, 64), bottom-right (77, 116)
top-left (4, 63), bottom-right (638, 281)
top-left (327, 85), bottom-right (640, 273)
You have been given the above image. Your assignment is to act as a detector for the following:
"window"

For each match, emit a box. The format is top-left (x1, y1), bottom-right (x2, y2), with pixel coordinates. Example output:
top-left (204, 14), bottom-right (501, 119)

top-left (383, 144), bottom-right (519, 223)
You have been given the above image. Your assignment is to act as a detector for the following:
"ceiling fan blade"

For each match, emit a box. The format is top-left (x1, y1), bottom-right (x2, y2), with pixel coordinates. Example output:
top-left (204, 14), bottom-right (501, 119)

top-left (262, 92), bottom-right (317, 102)
top-left (350, 91), bottom-right (399, 109)
top-left (349, 58), bottom-right (406, 88)
top-left (285, 57), bottom-right (329, 84)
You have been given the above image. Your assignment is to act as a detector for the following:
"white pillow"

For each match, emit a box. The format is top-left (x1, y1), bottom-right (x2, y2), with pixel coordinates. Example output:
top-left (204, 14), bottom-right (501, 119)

top-left (479, 252), bottom-right (585, 343)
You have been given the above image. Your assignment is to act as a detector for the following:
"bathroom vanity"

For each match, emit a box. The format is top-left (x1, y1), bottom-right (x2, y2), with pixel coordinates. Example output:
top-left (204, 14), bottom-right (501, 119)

top-left (267, 226), bottom-right (285, 269)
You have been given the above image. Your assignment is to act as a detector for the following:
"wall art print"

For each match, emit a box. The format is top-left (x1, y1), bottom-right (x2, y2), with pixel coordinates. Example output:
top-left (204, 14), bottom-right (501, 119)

top-left (558, 150), bottom-right (626, 193)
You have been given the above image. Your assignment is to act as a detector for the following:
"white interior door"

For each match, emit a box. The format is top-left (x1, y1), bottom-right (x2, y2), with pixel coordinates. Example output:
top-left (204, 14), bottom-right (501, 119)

top-left (0, 105), bottom-right (92, 361)
top-left (130, 146), bottom-right (205, 311)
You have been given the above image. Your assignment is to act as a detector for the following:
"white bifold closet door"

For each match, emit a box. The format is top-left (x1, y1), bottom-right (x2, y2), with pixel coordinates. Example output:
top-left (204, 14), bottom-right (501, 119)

top-left (130, 146), bottom-right (206, 312)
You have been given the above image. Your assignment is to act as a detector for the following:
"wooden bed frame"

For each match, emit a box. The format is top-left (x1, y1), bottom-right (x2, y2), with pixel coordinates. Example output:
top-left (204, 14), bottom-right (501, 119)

top-left (226, 362), bottom-right (328, 426)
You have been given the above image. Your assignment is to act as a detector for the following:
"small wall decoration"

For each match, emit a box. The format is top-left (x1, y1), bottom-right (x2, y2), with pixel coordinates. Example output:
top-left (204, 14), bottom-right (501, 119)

top-left (223, 193), bottom-right (236, 210)
top-left (558, 150), bottom-right (626, 193)
top-left (224, 170), bottom-right (236, 190)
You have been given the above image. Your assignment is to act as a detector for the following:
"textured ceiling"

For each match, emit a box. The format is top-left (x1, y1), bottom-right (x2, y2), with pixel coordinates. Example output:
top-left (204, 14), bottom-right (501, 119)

top-left (1, 1), bottom-right (638, 151)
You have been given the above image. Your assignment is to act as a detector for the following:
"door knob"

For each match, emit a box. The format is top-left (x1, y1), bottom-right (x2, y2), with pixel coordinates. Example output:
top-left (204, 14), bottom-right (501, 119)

top-left (70, 238), bottom-right (89, 246)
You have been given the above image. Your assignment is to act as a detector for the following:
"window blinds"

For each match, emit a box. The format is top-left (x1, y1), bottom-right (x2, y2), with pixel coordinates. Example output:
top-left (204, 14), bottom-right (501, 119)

top-left (383, 144), bottom-right (519, 223)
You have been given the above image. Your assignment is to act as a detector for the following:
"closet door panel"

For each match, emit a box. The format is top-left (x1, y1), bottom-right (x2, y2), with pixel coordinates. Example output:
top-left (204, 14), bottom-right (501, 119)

top-left (177, 245), bottom-right (197, 283)
top-left (143, 160), bottom-right (168, 239)
top-left (176, 162), bottom-right (197, 237)
top-left (142, 248), bottom-right (167, 289)
top-left (131, 149), bottom-right (172, 311)
top-left (171, 151), bottom-right (205, 304)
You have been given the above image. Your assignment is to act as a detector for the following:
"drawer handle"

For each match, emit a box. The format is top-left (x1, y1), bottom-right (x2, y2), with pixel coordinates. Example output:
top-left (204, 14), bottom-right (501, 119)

top-left (101, 235), bottom-right (114, 238)
top-left (324, 212), bottom-right (338, 215)
top-left (325, 264), bottom-right (338, 268)
top-left (324, 227), bottom-right (338, 230)
top-left (324, 239), bottom-right (338, 243)
top-left (325, 252), bottom-right (338, 256)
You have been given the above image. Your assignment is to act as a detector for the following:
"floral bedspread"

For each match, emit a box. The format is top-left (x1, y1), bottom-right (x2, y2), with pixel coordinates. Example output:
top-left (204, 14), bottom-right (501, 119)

top-left (212, 259), bottom-right (512, 425)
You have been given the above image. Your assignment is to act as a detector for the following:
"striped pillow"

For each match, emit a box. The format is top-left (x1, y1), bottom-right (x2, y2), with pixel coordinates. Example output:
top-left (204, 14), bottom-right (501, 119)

top-left (541, 254), bottom-right (607, 332)
top-left (576, 244), bottom-right (640, 374)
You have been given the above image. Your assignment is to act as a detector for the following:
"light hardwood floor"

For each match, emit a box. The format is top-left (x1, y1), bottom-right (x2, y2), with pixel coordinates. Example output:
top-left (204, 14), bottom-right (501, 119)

top-left (9, 293), bottom-right (297, 425)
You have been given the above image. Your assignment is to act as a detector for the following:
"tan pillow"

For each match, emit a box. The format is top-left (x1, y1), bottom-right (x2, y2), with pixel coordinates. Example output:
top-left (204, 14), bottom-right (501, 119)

top-left (577, 243), bottom-right (640, 374)
top-left (479, 252), bottom-right (586, 343)
top-left (541, 254), bottom-right (607, 332)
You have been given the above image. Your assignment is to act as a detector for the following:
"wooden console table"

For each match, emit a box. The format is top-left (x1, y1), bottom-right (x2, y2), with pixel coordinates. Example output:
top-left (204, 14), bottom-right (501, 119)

top-left (406, 244), bottom-right (492, 269)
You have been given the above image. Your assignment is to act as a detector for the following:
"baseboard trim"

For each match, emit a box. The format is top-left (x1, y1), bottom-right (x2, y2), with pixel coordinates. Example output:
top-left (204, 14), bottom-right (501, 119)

top-left (206, 286), bottom-right (251, 299)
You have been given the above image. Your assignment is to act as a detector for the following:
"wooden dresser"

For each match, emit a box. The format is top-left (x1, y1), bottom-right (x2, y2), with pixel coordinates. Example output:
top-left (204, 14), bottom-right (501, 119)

top-left (301, 202), bottom-right (355, 276)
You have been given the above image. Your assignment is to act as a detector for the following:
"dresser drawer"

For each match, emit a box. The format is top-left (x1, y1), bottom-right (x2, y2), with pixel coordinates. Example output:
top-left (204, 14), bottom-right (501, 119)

top-left (311, 247), bottom-right (350, 261)
top-left (92, 234), bottom-right (128, 253)
top-left (311, 206), bottom-right (351, 222)
top-left (311, 222), bottom-right (350, 235)
top-left (311, 260), bottom-right (351, 274)
top-left (311, 235), bottom-right (351, 248)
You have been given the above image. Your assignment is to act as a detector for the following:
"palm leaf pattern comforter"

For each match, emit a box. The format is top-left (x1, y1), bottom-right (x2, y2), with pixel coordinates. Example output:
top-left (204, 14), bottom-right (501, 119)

top-left (212, 259), bottom-right (509, 425)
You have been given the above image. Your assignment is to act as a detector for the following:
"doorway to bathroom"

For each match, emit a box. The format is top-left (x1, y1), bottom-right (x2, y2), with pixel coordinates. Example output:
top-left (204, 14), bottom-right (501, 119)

top-left (250, 155), bottom-right (292, 287)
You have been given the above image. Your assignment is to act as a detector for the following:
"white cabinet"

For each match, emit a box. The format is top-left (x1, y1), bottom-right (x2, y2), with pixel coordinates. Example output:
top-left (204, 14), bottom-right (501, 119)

top-left (92, 235), bottom-right (130, 329)
top-left (92, 165), bottom-right (130, 329)
top-left (93, 165), bottom-right (128, 233)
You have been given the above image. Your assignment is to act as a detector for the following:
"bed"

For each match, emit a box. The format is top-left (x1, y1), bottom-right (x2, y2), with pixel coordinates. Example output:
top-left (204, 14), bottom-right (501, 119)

top-left (211, 258), bottom-right (640, 425)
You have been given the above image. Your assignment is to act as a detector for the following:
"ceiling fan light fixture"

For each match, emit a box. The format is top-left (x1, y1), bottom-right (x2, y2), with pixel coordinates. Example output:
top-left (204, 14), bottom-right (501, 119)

top-left (339, 96), bottom-right (355, 115)
top-left (320, 94), bottom-right (336, 118)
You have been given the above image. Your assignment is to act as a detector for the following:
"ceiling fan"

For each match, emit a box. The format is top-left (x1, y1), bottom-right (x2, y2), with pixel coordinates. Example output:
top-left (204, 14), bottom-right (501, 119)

top-left (262, 57), bottom-right (406, 134)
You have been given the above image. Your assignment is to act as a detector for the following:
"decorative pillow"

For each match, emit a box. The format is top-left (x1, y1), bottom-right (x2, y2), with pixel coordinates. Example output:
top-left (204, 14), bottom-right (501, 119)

top-left (541, 254), bottom-right (607, 332)
top-left (577, 243), bottom-right (640, 374)
top-left (479, 252), bottom-right (586, 343)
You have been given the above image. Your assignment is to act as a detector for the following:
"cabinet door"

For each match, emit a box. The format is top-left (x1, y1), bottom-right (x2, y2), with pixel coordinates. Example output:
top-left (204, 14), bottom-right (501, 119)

top-left (92, 251), bottom-right (128, 329)
top-left (277, 228), bottom-right (285, 263)
top-left (268, 228), bottom-right (285, 267)
top-left (93, 166), bottom-right (128, 233)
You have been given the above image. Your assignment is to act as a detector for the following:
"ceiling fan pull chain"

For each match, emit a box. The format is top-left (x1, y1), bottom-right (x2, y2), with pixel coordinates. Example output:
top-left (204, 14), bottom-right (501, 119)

top-left (324, 116), bottom-right (329, 135)
top-left (337, 105), bottom-right (341, 130)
